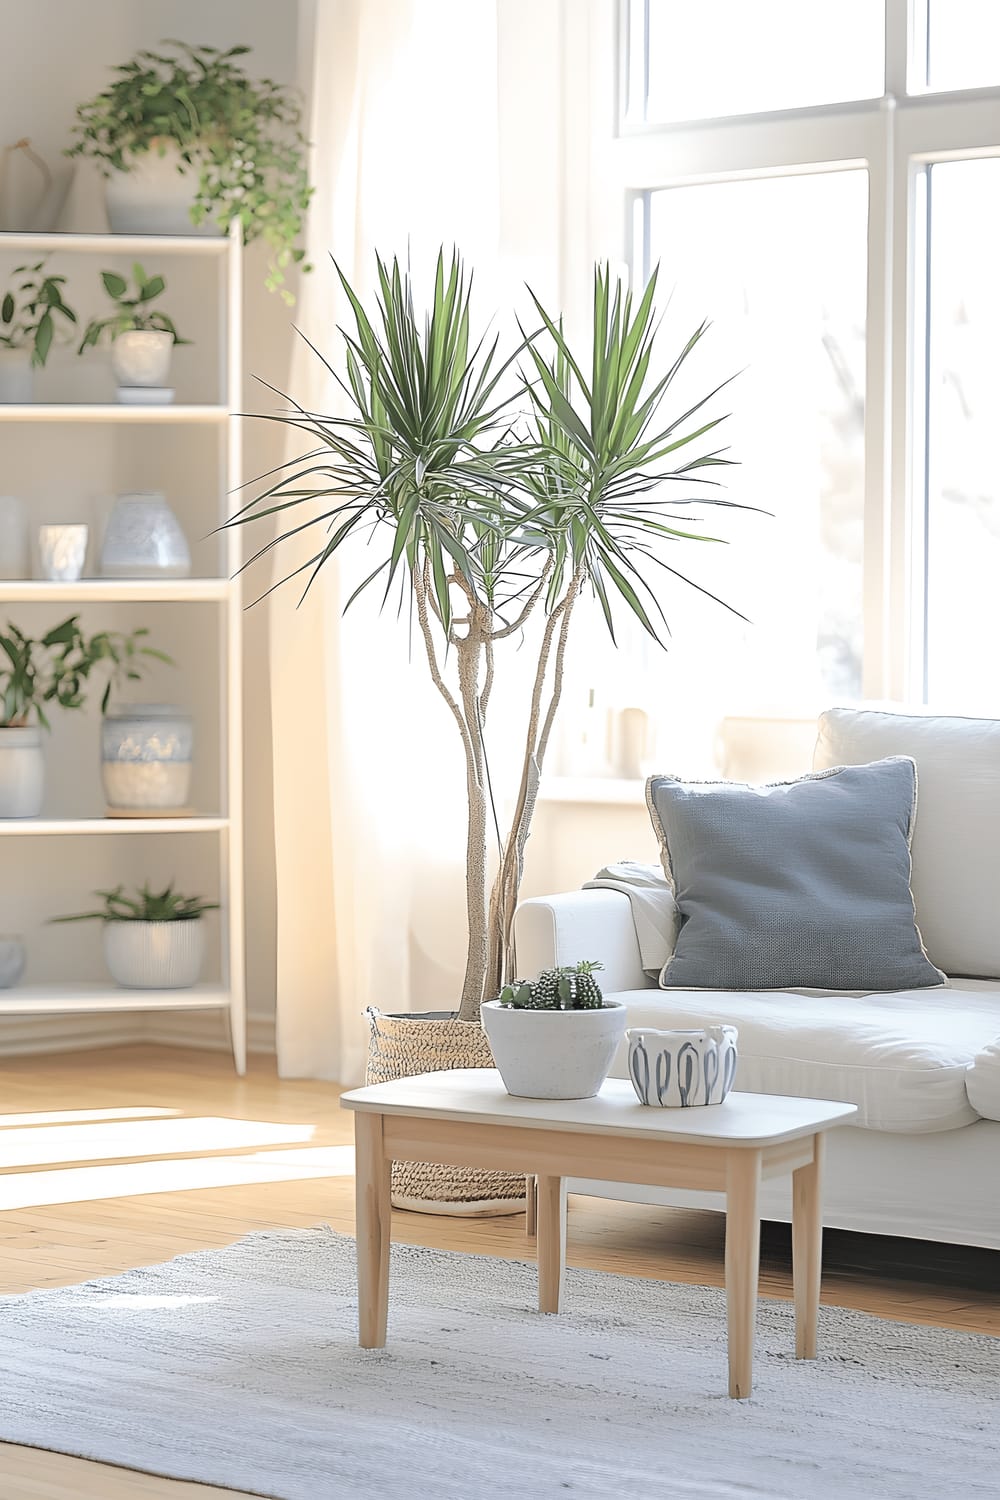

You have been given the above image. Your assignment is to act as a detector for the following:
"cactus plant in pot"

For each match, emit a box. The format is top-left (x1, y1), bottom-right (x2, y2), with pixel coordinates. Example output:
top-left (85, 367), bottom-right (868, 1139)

top-left (233, 250), bottom-right (746, 1211)
top-left (482, 961), bottom-right (626, 1100)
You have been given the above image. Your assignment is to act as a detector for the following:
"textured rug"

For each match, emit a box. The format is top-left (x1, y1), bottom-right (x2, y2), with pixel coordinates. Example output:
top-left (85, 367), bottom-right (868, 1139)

top-left (0, 1227), bottom-right (997, 1500)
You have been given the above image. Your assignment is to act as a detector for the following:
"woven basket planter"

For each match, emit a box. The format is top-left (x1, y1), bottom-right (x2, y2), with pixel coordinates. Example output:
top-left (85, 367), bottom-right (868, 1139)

top-left (365, 1008), bottom-right (527, 1216)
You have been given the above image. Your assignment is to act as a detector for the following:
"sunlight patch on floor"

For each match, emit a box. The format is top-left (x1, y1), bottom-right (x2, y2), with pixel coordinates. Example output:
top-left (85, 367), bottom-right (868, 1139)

top-left (0, 1144), bottom-right (355, 1211)
top-left (0, 1117), bottom-right (316, 1170)
top-left (0, 1108), bottom-right (181, 1129)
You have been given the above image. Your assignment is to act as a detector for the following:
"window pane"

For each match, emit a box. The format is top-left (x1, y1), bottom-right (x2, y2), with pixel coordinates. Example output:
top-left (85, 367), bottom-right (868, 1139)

top-left (921, 0), bottom-right (1000, 92)
top-left (641, 1), bottom-right (884, 123)
top-left (923, 159), bottom-right (1000, 710)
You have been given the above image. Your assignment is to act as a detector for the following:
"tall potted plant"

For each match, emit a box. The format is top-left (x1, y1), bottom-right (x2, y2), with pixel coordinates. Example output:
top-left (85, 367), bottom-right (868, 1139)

top-left (236, 252), bottom-right (744, 1209)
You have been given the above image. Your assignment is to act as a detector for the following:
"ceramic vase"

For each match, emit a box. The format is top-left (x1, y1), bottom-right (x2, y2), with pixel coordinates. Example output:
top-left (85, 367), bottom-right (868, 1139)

top-left (0, 936), bottom-right (25, 988)
top-left (99, 492), bottom-right (190, 578)
top-left (627, 1025), bottom-right (739, 1108)
top-left (38, 523), bottom-right (88, 581)
top-left (102, 704), bottom-right (193, 811)
top-left (0, 496), bottom-right (29, 577)
top-left (0, 726), bottom-right (44, 817)
top-left (481, 998), bottom-right (627, 1100)
top-left (111, 330), bottom-right (173, 390)
top-left (104, 918), bottom-right (206, 989)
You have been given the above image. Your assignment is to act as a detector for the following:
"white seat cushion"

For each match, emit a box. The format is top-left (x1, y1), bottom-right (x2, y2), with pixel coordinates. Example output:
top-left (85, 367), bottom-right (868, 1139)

top-left (813, 707), bottom-right (1000, 977)
top-left (608, 979), bottom-right (1000, 1133)
top-left (967, 1040), bottom-right (1000, 1122)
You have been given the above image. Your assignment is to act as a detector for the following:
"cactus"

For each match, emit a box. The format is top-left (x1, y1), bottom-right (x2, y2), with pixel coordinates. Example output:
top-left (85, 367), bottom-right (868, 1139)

top-left (495, 960), bottom-right (605, 1011)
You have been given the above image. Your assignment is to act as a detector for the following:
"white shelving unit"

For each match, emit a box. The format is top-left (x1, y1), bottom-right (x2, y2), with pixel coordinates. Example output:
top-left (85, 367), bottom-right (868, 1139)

top-left (0, 225), bottom-right (246, 1072)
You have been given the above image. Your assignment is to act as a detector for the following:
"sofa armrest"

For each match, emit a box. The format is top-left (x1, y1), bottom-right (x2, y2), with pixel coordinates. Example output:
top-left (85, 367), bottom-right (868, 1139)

top-left (513, 889), bottom-right (651, 992)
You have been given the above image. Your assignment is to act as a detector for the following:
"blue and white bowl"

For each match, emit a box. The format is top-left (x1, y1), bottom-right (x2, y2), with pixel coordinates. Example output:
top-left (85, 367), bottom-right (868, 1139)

top-left (627, 1025), bottom-right (738, 1107)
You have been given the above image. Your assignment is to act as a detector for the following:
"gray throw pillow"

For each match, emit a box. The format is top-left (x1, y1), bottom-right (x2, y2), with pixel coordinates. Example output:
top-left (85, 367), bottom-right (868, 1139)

top-left (646, 758), bottom-right (945, 992)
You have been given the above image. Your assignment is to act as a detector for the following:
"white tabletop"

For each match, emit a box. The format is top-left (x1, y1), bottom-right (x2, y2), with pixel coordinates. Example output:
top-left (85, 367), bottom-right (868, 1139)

top-left (340, 1070), bottom-right (857, 1148)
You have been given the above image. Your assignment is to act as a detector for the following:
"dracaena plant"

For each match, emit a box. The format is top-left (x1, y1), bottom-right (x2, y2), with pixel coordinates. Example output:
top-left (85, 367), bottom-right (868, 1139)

top-left (0, 616), bottom-right (172, 728)
top-left (232, 251), bottom-right (748, 1022)
top-left (52, 882), bottom-right (219, 924)
top-left (78, 264), bottom-right (189, 352)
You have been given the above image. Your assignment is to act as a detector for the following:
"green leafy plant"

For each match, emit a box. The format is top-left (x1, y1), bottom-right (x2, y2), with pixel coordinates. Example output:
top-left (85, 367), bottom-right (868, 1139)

top-left (51, 882), bottom-right (219, 924)
top-left (0, 616), bottom-right (172, 728)
top-left (0, 262), bottom-right (77, 366)
top-left (78, 264), bottom-right (189, 352)
top-left (498, 961), bottom-right (605, 1011)
top-left (67, 41), bottom-right (312, 298)
top-left (232, 249), bottom-right (751, 1022)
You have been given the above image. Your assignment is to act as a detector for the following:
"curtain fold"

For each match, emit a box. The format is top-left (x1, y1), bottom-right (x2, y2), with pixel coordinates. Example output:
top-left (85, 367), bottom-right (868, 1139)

top-left (269, 0), bottom-right (502, 1080)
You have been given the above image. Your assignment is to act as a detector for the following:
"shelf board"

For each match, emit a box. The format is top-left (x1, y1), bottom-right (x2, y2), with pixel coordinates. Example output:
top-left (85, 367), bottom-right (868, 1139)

top-left (0, 816), bottom-right (228, 836)
top-left (0, 232), bottom-right (228, 256)
top-left (0, 404), bottom-right (229, 423)
top-left (0, 983), bottom-right (231, 1014)
top-left (0, 578), bottom-right (232, 603)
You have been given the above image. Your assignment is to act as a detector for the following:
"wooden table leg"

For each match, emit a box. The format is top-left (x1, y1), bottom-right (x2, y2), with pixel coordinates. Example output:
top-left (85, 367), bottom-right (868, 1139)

top-left (725, 1149), bottom-right (761, 1399)
top-left (792, 1132), bottom-right (824, 1359)
top-left (525, 1174), bottom-right (538, 1237)
top-left (536, 1174), bottom-right (566, 1314)
top-left (354, 1111), bottom-right (391, 1348)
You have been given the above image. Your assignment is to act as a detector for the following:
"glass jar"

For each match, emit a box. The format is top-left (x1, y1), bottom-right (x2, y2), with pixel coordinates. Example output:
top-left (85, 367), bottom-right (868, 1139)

top-left (102, 704), bottom-right (194, 811)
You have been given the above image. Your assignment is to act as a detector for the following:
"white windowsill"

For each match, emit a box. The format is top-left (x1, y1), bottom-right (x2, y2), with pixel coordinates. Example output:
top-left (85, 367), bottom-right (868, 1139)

top-left (537, 776), bottom-right (647, 806)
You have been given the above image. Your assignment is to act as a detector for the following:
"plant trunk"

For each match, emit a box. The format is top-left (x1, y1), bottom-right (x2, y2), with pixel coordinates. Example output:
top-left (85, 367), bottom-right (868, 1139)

top-left (456, 626), bottom-right (489, 1022)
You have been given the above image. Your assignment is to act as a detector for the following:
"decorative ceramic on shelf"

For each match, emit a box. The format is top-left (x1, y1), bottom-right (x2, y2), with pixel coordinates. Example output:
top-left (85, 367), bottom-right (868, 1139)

top-left (0, 935), bottom-right (26, 988)
top-left (627, 1025), bottom-right (739, 1108)
top-left (38, 524), bottom-right (88, 582)
top-left (0, 348), bottom-right (32, 403)
top-left (99, 492), bottom-right (191, 578)
top-left (104, 918), bottom-right (206, 989)
top-left (102, 704), bottom-right (193, 811)
top-left (0, 727), bottom-right (44, 817)
top-left (0, 495), bottom-right (29, 578)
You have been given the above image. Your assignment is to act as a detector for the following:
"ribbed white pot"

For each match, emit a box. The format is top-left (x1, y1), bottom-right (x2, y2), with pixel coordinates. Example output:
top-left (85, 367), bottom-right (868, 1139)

top-left (0, 726), bottom-right (44, 817)
top-left (103, 919), bottom-right (205, 990)
top-left (111, 330), bottom-right (173, 388)
top-left (481, 999), bottom-right (627, 1100)
top-left (0, 349), bottom-right (33, 403)
top-left (104, 146), bottom-right (220, 236)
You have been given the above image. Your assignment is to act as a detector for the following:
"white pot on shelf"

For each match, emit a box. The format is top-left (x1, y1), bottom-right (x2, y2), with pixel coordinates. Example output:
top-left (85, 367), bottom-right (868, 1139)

top-left (111, 330), bottom-right (173, 389)
top-left (480, 998), bottom-right (627, 1100)
top-left (103, 918), bottom-right (206, 989)
top-left (0, 349), bottom-right (33, 403)
top-left (104, 146), bottom-right (220, 237)
top-left (0, 495), bottom-right (29, 578)
top-left (0, 726), bottom-right (44, 817)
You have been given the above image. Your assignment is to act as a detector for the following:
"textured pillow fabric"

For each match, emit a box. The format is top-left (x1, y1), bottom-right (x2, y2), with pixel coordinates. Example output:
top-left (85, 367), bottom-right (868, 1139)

top-left (646, 758), bottom-right (945, 993)
top-left (814, 708), bottom-right (1000, 978)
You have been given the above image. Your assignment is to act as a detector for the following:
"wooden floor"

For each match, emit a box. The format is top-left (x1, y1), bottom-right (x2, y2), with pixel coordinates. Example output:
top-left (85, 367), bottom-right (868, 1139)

top-left (0, 1045), bottom-right (996, 1499)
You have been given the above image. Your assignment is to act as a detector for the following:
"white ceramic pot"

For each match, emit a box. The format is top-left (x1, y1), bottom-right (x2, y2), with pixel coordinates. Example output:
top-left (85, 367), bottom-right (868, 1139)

top-left (0, 348), bottom-right (33, 403)
top-left (627, 1025), bottom-right (739, 1108)
top-left (99, 491), bottom-right (191, 578)
top-left (104, 146), bottom-right (219, 236)
top-left (38, 523), bottom-right (88, 581)
top-left (481, 998), bottom-right (627, 1100)
top-left (111, 330), bottom-right (173, 389)
top-left (0, 936), bottom-right (26, 988)
top-left (0, 725), bottom-right (44, 817)
top-left (103, 919), bottom-right (206, 989)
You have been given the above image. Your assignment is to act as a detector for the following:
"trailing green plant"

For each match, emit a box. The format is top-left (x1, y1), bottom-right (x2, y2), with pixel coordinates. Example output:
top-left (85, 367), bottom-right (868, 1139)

top-left (51, 881), bottom-right (219, 924)
top-left (0, 261), bottom-right (77, 366)
top-left (67, 41), bottom-right (312, 298)
top-left (78, 264), bottom-right (189, 352)
top-left (231, 249), bottom-right (752, 1022)
top-left (0, 616), bottom-right (172, 728)
top-left (498, 961), bottom-right (606, 1012)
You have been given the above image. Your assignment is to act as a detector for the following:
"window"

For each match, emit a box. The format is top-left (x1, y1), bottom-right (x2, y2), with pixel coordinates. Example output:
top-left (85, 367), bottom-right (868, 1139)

top-left (560, 0), bottom-right (1000, 771)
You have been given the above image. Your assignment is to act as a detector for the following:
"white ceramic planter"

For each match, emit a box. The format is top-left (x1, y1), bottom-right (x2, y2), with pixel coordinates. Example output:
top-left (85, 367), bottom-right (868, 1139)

top-left (0, 348), bottom-right (33, 403)
top-left (481, 998), bottom-right (627, 1100)
top-left (105, 146), bottom-right (219, 236)
top-left (103, 918), bottom-right (206, 989)
top-left (0, 726), bottom-right (44, 817)
top-left (627, 1025), bottom-right (739, 1108)
top-left (111, 330), bottom-right (173, 389)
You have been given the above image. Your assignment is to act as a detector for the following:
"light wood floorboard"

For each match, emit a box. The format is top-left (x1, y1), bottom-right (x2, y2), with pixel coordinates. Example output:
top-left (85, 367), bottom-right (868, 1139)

top-left (0, 1044), bottom-right (996, 1498)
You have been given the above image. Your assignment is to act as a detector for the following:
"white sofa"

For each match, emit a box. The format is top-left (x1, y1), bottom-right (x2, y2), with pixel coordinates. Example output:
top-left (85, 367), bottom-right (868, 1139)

top-left (515, 708), bottom-right (1000, 1250)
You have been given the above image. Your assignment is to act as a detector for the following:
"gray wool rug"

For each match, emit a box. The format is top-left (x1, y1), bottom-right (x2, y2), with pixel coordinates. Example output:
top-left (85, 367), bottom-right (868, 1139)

top-left (0, 1227), bottom-right (997, 1500)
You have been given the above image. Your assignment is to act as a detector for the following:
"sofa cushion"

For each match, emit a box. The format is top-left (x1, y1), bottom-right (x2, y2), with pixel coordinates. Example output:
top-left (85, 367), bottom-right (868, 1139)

top-left (646, 758), bottom-right (944, 992)
top-left (966, 1040), bottom-right (1000, 1122)
top-left (814, 708), bottom-right (1000, 977)
top-left (608, 980), bottom-right (1000, 1132)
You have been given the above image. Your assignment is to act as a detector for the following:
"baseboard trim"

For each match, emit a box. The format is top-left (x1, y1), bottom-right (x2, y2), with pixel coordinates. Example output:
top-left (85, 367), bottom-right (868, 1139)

top-left (144, 1009), bottom-right (277, 1056)
top-left (0, 1009), bottom-right (276, 1058)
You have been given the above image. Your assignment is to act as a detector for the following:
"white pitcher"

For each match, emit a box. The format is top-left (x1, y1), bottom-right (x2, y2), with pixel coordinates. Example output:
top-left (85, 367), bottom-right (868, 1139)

top-left (627, 1025), bottom-right (738, 1108)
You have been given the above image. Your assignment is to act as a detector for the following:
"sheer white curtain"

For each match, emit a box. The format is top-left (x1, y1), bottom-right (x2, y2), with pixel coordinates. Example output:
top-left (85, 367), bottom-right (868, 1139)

top-left (269, 0), bottom-right (502, 1079)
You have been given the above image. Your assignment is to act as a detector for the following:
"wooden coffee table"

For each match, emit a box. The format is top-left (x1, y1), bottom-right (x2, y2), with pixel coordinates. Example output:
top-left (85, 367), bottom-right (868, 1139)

top-left (340, 1069), bottom-right (856, 1398)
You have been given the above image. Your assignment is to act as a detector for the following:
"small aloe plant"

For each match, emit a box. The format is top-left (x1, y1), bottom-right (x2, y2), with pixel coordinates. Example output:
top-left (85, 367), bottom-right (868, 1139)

top-left (497, 960), bottom-right (605, 1011)
top-left (52, 882), bottom-right (219, 924)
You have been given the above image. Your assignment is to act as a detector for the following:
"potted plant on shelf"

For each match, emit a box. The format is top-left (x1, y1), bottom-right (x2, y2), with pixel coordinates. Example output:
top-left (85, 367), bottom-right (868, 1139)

top-left (235, 251), bottom-right (746, 1210)
top-left (0, 261), bottom-right (77, 402)
top-left (52, 882), bottom-right (218, 989)
top-left (0, 616), bottom-right (172, 817)
top-left (78, 264), bottom-right (189, 401)
top-left (483, 962), bottom-right (626, 1100)
top-left (67, 41), bottom-right (312, 298)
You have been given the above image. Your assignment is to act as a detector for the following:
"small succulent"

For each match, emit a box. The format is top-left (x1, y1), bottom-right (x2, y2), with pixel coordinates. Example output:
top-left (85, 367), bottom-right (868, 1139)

top-left (496, 960), bottom-right (605, 1012)
top-left (51, 882), bottom-right (219, 924)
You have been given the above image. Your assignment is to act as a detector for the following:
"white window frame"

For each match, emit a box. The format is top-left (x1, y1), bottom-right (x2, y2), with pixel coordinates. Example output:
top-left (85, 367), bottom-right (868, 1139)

top-left (564, 0), bottom-right (1000, 706)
